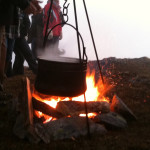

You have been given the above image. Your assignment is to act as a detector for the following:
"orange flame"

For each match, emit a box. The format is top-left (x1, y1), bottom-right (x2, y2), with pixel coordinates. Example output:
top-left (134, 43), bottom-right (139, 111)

top-left (73, 70), bottom-right (108, 102)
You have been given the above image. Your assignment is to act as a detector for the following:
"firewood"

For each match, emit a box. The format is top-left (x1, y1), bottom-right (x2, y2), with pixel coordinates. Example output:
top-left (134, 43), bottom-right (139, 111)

top-left (32, 97), bottom-right (64, 118)
top-left (110, 94), bottom-right (137, 121)
top-left (14, 77), bottom-right (33, 127)
top-left (39, 116), bottom-right (107, 141)
top-left (92, 112), bottom-right (127, 130)
top-left (56, 101), bottom-right (110, 116)
top-left (34, 123), bottom-right (50, 144)
top-left (13, 77), bottom-right (40, 143)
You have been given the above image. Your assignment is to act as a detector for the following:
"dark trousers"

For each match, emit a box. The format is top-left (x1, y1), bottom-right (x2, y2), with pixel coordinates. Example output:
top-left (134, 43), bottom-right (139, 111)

top-left (6, 37), bottom-right (15, 62)
top-left (5, 38), bottom-right (15, 77)
top-left (13, 37), bottom-right (38, 75)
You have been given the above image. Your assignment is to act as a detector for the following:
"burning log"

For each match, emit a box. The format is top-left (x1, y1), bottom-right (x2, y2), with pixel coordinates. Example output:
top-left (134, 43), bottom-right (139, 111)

top-left (32, 97), bottom-right (64, 118)
top-left (56, 101), bottom-right (110, 116)
top-left (110, 94), bottom-right (137, 121)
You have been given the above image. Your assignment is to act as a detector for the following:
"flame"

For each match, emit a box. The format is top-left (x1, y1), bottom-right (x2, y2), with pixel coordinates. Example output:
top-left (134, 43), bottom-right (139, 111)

top-left (73, 70), bottom-right (108, 102)
top-left (72, 71), bottom-right (98, 102)
top-left (33, 69), bottom-right (110, 123)
top-left (34, 110), bottom-right (56, 124)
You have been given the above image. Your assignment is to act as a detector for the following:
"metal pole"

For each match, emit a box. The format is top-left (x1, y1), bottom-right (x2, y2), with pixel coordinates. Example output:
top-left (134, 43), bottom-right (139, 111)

top-left (73, 0), bottom-right (81, 61)
top-left (84, 93), bottom-right (91, 138)
top-left (82, 0), bottom-right (104, 85)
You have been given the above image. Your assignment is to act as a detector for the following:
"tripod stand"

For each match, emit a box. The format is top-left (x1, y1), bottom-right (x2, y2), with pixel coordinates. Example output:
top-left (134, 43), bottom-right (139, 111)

top-left (43, 0), bottom-right (105, 138)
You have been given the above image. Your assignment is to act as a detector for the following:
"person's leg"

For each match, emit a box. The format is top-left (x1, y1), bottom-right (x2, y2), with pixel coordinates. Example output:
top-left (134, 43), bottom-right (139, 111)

top-left (53, 36), bottom-right (59, 49)
top-left (0, 26), bottom-right (6, 91)
top-left (45, 37), bottom-right (59, 55)
top-left (52, 36), bottom-right (65, 55)
top-left (36, 36), bottom-right (44, 57)
top-left (31, 38), bottom-right (38, 59)
top-left (15, 38), bottom-right (38, 74)
top-left (5, 37), bottom-right (15, 77)
top-left (13, 39), bottom-right (25, 75)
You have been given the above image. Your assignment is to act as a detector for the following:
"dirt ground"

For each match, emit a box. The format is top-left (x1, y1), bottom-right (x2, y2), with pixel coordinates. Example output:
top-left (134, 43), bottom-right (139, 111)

top-left (0, 57), bottom-right (150, 150)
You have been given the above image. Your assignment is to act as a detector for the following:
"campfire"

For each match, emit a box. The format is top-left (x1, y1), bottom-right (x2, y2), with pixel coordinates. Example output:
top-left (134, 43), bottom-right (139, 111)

top-left (32, 69), bottom-right (110, 124)
top-left (12, 67), bottom-right (137, 143)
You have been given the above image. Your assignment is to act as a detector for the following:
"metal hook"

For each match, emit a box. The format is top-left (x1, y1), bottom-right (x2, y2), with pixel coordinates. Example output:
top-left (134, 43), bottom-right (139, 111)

top-left (63, 0), bottom-right (70, 9)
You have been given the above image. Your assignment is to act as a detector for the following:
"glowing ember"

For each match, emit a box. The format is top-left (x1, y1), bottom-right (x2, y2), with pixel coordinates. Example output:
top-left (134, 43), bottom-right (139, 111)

top-left (44, 99), bottom-right (57, 108)
top-left (79, 113), bottom-right (98, 118)
top-left (34, 110), bottom-right (56, 124)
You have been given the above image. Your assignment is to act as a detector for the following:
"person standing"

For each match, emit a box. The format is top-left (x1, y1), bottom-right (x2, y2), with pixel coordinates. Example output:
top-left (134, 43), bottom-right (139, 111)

top-left (13, 11), bottom-right (38, 75)
top-left (0, 0), bottom-right (42, 91)
top-left (5, 8), bottom-right (21, 77)
top-left (43, 0), bottom-right (65, 55)
top-left (28, 12), bottom-right (44, 59)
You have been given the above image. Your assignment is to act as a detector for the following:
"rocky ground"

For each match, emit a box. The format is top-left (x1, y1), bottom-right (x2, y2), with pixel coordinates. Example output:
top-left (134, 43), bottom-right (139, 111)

top-left (0, 57), bottom-right (150, 150)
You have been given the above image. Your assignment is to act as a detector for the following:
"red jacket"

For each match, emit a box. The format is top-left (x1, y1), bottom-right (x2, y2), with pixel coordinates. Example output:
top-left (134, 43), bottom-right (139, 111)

top-left (43, 2), bottom-right (62, 37)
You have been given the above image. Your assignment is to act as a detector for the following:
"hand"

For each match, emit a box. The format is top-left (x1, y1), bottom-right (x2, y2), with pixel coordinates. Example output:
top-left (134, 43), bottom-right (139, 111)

top-left (48, 30), bottom-right (53, 40)
top-left (24, 0), bottom-right (42, 15)
top-left (31, 0), bottom-right (42, 13)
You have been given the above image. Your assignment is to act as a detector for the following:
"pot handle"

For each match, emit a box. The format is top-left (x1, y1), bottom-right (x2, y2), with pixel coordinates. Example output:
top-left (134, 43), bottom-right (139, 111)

top-left (45, 23), bottom-right (88, 62)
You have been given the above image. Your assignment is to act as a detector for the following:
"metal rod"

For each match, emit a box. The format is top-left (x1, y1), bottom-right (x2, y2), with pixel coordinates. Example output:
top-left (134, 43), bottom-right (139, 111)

top-left (84, 93), bottom-right (91, 139)
top-left (43, 0), bottom-right (54, 48)
top-left (73, 0), bottom-right (82, 61)
top-left (82, 0), bottom-right (104, 85)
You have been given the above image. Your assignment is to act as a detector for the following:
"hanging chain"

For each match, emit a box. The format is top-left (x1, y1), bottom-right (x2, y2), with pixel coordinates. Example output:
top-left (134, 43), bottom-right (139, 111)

top-left (62, 0), bottom-right (70, 23)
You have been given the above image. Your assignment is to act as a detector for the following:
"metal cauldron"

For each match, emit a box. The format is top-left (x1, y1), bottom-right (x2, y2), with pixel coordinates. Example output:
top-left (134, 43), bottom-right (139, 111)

top-left (35, 19), bottom-right (88, 97)
top-left (35, 56), bottom-right (87, 97)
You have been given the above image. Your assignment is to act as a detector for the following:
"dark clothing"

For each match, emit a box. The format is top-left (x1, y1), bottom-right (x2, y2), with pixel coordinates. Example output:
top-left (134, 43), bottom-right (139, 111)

top-left (31, 37), bottom-right (41, 58)
top-left (13, 12), bottom-right (37, 75)
top-left (5, 38), bottom-right (15, 77)
top-left (5, 12), bottom-right (30, 77)
top-left (5, 8), bottom-right (20, 76)
top-left (6, 38), bottom-right (15, 62)
top-left (5, 25), bottom-right (20, 39)
top-left (0, 0), bottom-right (30, 89)
top-left (13, 37), bottom-right (37, 75)
top-left (0, 0), bottom-right (30, 25)
top-left (20, 13), bottom-right (30, 38)
top-left (28, 13), bottom-right (43, 40)
top-left (13, 47), bottom-right (24, 75)
top-left (28, 13), bottom-right (44, 58)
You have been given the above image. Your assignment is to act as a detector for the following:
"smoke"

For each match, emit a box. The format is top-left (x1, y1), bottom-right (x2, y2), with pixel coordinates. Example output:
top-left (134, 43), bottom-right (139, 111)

top-left (37, 42), bottom-right (80, 63)
top-left (21, 0), bottom-right (150, 67)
